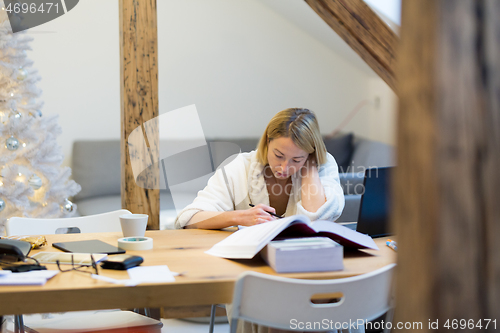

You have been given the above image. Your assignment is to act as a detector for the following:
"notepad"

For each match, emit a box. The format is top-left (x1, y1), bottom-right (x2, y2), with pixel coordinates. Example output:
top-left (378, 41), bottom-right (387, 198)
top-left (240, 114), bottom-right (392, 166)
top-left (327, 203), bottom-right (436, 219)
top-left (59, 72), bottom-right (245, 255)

top-left (52, 240), bottom-right (125, 255)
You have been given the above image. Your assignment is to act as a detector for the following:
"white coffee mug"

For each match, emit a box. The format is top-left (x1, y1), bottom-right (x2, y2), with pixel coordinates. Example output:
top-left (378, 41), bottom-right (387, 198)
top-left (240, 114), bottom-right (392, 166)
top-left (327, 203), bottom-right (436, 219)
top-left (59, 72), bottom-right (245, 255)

top-left (119, 214), bottom-right (149, 237)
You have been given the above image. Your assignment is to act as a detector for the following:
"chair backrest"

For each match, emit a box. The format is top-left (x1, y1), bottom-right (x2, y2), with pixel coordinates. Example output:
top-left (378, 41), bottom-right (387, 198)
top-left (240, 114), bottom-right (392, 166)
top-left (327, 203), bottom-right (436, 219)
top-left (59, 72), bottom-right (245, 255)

top-left (231, 263), bottom-right (396, 332)
top-left (6, 210), bottom-right (131, 236)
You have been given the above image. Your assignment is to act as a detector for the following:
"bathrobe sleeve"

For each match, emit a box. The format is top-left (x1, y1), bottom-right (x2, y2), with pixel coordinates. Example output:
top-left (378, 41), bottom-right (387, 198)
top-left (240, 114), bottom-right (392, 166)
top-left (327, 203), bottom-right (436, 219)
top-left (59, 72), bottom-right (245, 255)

top-left (174, 153), bottom-right (250, 229)
top-left (295, 153), bottom-right (345, 222)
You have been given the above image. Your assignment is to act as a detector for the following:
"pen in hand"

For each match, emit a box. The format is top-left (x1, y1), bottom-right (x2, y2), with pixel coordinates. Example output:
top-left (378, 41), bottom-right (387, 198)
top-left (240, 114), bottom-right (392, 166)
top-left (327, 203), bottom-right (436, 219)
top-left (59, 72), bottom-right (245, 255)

top-left (249, 204), bottom-right (283, 219)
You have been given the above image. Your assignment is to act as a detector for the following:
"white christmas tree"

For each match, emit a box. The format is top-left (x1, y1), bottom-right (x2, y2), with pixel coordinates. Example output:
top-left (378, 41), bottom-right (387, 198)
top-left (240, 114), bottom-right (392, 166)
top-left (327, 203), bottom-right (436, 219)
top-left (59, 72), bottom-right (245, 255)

top-left (0, 4), bottom-right (81, 234)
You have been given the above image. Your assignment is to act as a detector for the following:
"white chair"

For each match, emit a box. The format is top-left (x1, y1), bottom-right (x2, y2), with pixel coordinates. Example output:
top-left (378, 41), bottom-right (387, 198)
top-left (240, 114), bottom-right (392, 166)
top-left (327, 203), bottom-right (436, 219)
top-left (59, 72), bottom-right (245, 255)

top-left (6, 209), bottom-right (162, 333)
top-left (230, 264), bottom-right (396, 333)
top-left (6, 209), bottom-right (130, 235)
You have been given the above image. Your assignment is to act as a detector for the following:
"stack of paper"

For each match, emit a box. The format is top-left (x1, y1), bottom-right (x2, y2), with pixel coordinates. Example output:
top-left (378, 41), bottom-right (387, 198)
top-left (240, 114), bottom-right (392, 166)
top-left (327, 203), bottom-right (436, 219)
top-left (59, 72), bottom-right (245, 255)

top-left (260, 237), bottom-right (343, 273)
top-left (0, 269), bottom-right (58, 285)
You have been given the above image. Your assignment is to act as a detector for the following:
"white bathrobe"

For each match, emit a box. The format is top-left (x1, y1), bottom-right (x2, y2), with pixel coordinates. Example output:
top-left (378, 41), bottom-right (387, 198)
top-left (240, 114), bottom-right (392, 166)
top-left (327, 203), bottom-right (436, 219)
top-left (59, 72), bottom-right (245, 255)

top-left (175, 150), bottom-right (345, 229)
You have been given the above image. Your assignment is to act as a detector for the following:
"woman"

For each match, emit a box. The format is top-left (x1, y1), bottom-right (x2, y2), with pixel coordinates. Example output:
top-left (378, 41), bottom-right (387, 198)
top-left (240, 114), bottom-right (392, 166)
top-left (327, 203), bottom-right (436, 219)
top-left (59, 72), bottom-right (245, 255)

top-left (175, 107), bottom-right (344, 231)
top-left (175, 108), bottom-right (345, 333)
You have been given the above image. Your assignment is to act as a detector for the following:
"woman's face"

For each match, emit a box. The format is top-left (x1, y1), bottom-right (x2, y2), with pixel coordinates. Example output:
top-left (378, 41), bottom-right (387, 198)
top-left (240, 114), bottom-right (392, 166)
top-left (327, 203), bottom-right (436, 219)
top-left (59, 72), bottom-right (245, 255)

top-left (267, 137), bottom-right (309, 179)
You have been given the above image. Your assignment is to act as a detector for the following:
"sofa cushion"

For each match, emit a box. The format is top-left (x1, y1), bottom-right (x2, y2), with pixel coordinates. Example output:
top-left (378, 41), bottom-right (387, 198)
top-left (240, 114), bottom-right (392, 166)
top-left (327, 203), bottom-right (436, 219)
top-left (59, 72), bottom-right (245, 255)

top-left (323, 133), bottom-right (354, 172)
top-left (336, 194), bottom-right (362, 222)
top-left (339, 172), bottom-right (365, 195)
top-left (207, 138), bottom-right (259, 167)
top-left (350, 138), bottom-right (395, 173)
top-left (207, 141), bottom-right (245, 170)
top-left (72, 140), bottom-right (121, 201)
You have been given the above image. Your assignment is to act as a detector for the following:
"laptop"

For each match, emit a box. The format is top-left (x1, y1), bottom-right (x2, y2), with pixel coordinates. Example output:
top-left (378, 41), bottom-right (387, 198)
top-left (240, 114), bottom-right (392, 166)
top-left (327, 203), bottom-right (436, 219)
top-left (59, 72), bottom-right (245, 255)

top-left (344, 167), bottom-right (393, 238)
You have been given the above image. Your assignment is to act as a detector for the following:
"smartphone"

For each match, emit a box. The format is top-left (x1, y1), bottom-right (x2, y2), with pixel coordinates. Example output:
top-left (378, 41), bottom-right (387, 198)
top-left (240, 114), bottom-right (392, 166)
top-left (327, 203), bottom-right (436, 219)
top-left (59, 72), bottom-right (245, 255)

top-left (100, 254), bottom-right (143, 270)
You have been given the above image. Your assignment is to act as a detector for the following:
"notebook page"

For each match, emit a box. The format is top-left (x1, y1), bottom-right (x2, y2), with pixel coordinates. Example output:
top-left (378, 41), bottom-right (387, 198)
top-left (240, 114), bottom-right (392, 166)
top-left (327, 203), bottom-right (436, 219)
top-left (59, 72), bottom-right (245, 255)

top-left (205, 216), bottom-right (305, 259)
top-left (311, 220), bottom-right (379, 250)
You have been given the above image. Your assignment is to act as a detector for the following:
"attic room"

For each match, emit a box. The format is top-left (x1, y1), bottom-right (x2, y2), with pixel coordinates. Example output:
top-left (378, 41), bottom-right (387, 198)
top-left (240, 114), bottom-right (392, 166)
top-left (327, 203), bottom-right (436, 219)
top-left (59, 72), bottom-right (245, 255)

top-left (0, 0), bottom-right (498, 332)
top-left (25, 0), bottom-right (398, 230)
top-left (27, 0), bottom-right (398, 169)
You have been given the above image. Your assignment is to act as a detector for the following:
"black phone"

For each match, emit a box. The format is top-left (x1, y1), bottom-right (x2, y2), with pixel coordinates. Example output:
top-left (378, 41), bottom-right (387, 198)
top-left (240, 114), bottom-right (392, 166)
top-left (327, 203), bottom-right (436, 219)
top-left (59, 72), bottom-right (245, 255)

top-left (100, 254), bottom-right (143, 270)
top-left (0, 239), bottom-right (32, 261)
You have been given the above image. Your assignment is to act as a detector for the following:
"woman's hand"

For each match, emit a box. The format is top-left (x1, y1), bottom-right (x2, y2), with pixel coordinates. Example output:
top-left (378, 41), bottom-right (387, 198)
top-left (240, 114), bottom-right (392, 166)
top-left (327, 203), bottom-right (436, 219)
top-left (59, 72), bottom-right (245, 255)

top-left (237, 203), bottom-right (277, 227)
top-left (300, 154), bottom-right (319, 179)
top-left (300, 154), bottom-right (326, 212)
top-left (186, 205), bottom-right (276, 229)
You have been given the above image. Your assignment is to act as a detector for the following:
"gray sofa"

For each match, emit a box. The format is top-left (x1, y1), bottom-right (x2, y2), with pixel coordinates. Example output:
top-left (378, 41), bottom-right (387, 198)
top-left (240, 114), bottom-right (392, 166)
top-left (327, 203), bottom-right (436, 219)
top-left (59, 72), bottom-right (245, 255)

top-left (71, 134), bottom-right (394, 228)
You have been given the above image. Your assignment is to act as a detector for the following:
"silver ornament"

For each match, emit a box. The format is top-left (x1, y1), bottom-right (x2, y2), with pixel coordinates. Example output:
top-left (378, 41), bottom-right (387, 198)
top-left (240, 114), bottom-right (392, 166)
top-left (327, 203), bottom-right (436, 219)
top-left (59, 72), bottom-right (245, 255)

top-left (62, 199), bottom-right (74, 213)
top-left (30, 110), bottom-right (42, 118)
top-left (11, 108), bottom-right (21, 119)
top-left (0, 198), bottom-right (5, 212)
top-left (17, 68), bottom-right (28, 81)
top-left (29, 174), bottom-right (42, 190)
top-left (6, 136), bottom-right (19, 151)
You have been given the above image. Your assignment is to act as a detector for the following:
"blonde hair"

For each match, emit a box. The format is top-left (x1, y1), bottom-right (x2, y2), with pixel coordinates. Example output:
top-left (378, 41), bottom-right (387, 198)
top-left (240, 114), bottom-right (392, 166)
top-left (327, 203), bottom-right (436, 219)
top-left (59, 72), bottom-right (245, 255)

top-left (256, 108), bottom-right (327, 165)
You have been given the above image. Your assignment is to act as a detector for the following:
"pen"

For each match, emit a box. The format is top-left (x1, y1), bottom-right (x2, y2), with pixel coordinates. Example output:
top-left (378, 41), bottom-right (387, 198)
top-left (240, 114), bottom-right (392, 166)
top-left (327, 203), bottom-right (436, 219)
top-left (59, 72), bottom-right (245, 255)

top-left (249, 204), bottom-right (283, 219)
top-left (386, 239), bottom-right (397, 251)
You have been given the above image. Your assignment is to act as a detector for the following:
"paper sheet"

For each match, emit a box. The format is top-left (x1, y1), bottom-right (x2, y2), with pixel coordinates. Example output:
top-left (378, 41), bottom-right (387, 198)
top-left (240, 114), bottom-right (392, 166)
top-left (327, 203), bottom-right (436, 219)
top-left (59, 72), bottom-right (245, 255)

top-left (0, 270), bottom-right (58, 285)
top-left (127, 265), bottom-right (176, 283)
top-left (92, 265), bottom-right (176, 285)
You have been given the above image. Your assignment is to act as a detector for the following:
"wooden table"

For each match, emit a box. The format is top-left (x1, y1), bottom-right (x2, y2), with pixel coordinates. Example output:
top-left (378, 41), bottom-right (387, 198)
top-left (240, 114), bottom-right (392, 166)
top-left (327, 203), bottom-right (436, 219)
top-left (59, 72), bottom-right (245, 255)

top-left (0, 230), bottom-right (396, 316)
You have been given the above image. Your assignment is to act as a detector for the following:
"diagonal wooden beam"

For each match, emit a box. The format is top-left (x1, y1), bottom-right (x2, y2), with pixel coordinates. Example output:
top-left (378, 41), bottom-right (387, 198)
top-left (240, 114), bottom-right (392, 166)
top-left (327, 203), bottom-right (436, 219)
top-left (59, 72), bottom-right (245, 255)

top-left (305, 0), bottom-right (398, 92)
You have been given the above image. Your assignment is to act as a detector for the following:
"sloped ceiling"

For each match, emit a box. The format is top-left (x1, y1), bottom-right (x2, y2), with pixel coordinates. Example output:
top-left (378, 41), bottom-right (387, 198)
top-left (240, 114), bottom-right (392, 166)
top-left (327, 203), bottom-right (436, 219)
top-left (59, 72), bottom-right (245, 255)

top-left (254, 0), bottom-right (400, 78)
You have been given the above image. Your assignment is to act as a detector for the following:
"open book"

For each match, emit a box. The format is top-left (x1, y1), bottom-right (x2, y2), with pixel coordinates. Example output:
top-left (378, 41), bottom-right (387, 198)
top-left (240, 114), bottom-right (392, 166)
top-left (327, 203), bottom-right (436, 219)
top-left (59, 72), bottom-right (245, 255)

top-left (205, 215), bottom-right (379, 259)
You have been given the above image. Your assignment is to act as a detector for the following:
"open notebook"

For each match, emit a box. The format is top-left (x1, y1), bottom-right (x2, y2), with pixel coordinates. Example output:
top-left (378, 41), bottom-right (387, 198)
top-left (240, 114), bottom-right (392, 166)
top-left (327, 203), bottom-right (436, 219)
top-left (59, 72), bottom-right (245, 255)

top-left (206, 214), bottom-right (378, 259)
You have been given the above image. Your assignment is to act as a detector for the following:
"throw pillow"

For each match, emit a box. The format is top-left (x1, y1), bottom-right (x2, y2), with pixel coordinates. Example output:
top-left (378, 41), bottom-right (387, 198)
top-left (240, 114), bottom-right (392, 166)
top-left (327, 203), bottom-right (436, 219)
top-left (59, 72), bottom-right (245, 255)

top-left (323, 133), bottom-right (354, 173)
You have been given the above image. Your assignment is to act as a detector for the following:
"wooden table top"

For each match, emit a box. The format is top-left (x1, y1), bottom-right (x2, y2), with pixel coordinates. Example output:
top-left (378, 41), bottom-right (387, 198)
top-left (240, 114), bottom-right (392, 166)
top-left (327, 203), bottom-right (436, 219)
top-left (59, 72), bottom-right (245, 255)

top-left (0, 229), bottom-right (396, 315)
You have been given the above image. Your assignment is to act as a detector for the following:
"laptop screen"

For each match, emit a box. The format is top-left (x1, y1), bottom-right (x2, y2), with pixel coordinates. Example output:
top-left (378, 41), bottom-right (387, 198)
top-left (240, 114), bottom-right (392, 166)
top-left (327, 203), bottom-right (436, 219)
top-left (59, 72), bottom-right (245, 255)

top-left (356, 167), bottom-right (393, 238)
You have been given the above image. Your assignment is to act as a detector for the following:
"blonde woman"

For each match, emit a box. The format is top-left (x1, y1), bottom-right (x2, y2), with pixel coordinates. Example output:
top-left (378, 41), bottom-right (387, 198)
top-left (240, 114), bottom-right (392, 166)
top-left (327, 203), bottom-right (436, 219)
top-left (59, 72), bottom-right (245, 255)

top-left (175, 108), bottom-right (344, 230)
top-left (175, 108), bottom-right (346, 333)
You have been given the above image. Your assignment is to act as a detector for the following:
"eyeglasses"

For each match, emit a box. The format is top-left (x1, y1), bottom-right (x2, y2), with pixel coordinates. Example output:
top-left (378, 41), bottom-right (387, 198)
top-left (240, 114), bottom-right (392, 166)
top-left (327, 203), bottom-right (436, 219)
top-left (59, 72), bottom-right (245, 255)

top-left (56, 254), bottom-right (99, 275)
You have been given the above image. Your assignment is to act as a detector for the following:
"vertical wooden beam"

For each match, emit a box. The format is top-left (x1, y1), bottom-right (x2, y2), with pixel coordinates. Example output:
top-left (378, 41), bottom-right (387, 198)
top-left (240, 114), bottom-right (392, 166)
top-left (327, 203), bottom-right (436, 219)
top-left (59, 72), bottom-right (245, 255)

top-left (394, 0), bottom-right (500, 329)
top-left (119, 0), bottom-right (159, 230)
top-left (305, 0), bottom-right (398, 92)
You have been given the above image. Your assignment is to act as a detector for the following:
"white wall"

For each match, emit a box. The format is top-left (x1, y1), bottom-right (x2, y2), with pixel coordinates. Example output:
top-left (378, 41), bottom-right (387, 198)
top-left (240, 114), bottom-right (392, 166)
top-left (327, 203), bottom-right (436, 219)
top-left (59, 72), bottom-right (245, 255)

top-left (28, 0), bottom-right (120, 167)
top-left (26, 0), bottom-right (395, 168)
top-left (367, 78), bottom-right (397, 145)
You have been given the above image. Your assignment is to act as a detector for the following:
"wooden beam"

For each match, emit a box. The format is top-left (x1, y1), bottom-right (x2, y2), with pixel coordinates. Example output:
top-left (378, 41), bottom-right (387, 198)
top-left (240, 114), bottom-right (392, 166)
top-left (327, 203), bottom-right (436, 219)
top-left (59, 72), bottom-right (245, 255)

top-left (305, 0), bottom-right (398, 92)
top-left (394, 0), bottom-right (500, 328)
top-left (119, 0), bottom-right (160, 230)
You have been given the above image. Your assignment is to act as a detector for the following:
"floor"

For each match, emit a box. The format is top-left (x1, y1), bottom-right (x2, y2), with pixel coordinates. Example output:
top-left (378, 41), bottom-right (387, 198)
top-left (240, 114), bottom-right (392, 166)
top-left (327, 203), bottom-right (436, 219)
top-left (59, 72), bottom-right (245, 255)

top-left (0, 315), bottom-right (230, 333)
top-left (1, 316), bottom-right (385, 332)
top-left (161, 318), bottom-right (229, 333)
